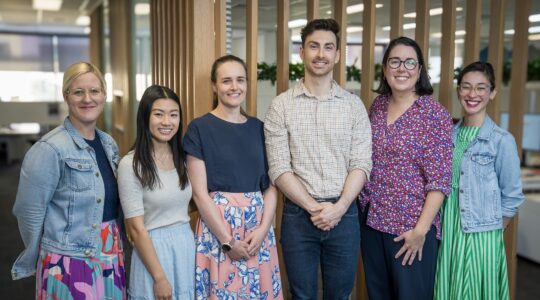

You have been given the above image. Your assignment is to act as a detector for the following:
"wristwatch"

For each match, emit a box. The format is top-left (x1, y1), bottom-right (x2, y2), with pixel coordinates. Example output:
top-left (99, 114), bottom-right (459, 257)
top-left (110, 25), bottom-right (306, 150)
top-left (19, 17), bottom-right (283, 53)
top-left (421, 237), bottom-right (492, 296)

top-left (221, 238), bottom-right (235, 253)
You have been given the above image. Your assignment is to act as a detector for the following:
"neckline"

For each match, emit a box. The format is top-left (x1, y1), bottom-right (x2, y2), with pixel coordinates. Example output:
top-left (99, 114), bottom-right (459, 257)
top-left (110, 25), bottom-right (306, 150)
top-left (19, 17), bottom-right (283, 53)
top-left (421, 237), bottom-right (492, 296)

top-left (208, 112), bottom-right (250, 125)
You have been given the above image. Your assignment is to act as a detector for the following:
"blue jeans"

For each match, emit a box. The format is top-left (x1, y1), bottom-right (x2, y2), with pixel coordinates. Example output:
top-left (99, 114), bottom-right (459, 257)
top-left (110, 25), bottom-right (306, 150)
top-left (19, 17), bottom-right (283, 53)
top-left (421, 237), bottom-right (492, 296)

top-left (281, 199), bottom-right (360, 300)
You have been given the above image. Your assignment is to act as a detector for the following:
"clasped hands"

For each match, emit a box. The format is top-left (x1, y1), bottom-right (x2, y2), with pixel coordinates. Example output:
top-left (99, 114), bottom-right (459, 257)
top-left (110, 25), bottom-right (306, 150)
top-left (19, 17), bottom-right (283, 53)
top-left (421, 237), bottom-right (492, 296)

top-left (309, 201), bottom-right (347, 231)
top-left (225, 227), bottom-right (267, 261)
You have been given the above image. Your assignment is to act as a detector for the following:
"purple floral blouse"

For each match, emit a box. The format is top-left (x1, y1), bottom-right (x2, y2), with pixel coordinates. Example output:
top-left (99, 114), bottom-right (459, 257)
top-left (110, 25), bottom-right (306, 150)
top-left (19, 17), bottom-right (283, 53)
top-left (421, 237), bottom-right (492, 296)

top-left (360, 94), bottom-right (453, 239)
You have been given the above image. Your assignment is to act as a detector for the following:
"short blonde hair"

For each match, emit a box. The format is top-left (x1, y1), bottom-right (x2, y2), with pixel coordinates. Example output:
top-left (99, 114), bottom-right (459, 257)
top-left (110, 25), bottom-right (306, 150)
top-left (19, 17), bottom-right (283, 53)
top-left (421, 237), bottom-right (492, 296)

top-left (62, 62), bottom-right (106, 94)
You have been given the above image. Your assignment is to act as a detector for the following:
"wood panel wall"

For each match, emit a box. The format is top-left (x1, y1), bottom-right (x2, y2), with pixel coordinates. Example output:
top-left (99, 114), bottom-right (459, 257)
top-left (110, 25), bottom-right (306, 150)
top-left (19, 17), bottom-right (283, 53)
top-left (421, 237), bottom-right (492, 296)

top-left (464, 0), bottom-right (482, 65)
top-left (487, 0), bottom-right (507, 125)
top-left (438, 0), bottom-right (456, 112)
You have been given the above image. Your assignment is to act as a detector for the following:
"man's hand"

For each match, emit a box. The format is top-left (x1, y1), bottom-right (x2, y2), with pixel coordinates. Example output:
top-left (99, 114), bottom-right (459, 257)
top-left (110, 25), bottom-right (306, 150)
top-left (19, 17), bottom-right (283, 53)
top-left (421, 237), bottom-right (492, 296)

top-left (310, 202), bottom-right (347, 231)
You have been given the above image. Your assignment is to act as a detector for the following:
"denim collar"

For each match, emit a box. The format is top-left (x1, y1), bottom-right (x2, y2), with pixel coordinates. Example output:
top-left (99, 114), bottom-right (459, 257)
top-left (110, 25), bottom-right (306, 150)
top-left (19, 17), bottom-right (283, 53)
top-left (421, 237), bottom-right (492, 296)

top-left (64, 117), bottom-right (113, 150)
top-left (453, 115), bottom-right (495, 142)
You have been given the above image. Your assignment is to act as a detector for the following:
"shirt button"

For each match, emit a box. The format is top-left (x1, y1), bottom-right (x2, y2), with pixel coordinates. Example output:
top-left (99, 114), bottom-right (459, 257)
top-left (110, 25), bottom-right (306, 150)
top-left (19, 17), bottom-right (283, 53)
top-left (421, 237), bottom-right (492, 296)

top-left (97, 198), bottom-right (102, 203)
top-left (461, 209), bottom-right (465, 212)
top-left (95, 172), bottom-right (100, 177)
top-left (463, 227), bottom-right (468, 231)
top-left (77, 164), bottom-right (82, 169)
top-left (459, 189), bottom-right (464, 193)
top-left (92, 224), bottom-right (98, 229)
top-left (460, 171), bottom-right (464, 175)
top-left (84, 250), bottom-right (91, 256)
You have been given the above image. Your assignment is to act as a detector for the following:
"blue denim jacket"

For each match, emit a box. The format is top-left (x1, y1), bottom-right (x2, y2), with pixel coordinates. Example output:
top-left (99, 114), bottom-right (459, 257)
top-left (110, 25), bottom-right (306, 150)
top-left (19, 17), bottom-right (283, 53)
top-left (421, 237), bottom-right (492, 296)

top-left (454, 116), bottom-right (524, 233)
top-left (11, 117), bottom-right (120, 280)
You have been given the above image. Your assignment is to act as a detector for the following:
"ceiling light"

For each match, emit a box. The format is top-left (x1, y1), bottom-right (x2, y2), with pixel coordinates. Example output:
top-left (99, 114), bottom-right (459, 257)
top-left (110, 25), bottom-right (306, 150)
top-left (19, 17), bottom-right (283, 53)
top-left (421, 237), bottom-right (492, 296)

top-left (456, 7), bottom-right (463, 12)
top-left (403, 23), bottom-right (416, 30)
top-left (505, 29), bottom-right (515, 35)
top-left (291, 35), bottom-right (301, 42)
top-left (135, 3), bottom-right (150, 15)
top-left (403, 7), bottom-right (444, 18)
top-left (529, 34), bottom-right (540, 41)
top-left (431, 32), bottom-right (443, 38)
top-left (530, 14), bottom-right (540, 22)
top-left (455, 39), bottom-right (464, 44)
top-left (346, 4), bottom-right (383, 14)
top-left (84, 27), bottom-right (91, 34)
top-left (288, 19), bottom-right (307, 28)
top-left (455, 30), bottom-right (466, 36)
top-left (33, 0), bottom-right (62, 11)
top-left (530, 26), bottom-right (540, 33)
top-left (76, 15), bottom-right (90, 26)
top-left (382, 26), bottom-right (391, 31)
top-left (347, 26), bottom-right (363, 33)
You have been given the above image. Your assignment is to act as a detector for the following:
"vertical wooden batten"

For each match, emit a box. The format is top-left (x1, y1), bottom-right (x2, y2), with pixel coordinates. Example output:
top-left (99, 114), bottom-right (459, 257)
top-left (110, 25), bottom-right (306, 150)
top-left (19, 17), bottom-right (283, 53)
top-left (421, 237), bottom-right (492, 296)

top-left (307, 0), bottom-right (320, 21)
top-left (361, 0), bottom-right (376, 107)
top-left (415, 0), bottom-right (430, 67)
top-left (276, 0), bottom-right (289, 94)
top-left (215, 0), bottom-right (227, 57)
top-left (507, 1), bottom-right (531, 298)
top-left (109, 0), bottom-right (134, 154)
top-left (246, 0), bottom-right (258, 116)
top-left (464, 0), bottom-right (482, 65)
top-left (487, 0), bottom-right (506, 124)
top-left (333, 0), bottom-right (347, 87)
top-left (390, 0), bottom-right (404, 39)
top-left (438, 0), bottom-right (456, 112)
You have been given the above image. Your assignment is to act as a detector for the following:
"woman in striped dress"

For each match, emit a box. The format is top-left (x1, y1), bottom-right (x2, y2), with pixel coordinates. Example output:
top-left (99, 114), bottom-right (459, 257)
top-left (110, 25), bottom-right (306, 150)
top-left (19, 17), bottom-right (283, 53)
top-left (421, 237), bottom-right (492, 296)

top-left (434, 61), bottom-right (525, 299)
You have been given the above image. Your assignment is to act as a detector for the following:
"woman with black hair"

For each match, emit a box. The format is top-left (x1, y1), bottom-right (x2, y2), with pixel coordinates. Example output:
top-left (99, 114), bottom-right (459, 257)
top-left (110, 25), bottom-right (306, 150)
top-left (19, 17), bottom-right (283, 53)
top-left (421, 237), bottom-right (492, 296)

top-left (359, 37), bottom-right (453, 300)
top-left (118, 85), bottom-right (194, 299)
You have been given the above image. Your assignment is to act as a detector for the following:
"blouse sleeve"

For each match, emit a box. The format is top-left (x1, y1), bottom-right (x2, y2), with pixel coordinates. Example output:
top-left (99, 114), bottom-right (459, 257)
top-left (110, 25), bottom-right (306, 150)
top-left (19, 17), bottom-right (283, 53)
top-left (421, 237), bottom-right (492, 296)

top-left (183, 121), bottom-right (204, 160)
top-left (117, 154), bottom-right (145, 219)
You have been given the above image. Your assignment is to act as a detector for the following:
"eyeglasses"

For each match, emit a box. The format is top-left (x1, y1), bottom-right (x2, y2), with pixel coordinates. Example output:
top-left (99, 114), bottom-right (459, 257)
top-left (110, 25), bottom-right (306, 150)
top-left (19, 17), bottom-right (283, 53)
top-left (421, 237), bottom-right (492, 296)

top-left (387, 58), bottom-right (418, 70)
top-left (66, 88), bottom-right (103, 99)
top-left (458, 84), bottom-right (491, 96)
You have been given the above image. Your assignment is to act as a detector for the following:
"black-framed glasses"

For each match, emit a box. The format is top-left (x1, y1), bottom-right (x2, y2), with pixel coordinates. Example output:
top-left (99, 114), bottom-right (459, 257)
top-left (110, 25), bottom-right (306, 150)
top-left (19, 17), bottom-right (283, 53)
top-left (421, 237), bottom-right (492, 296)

top-left (387, 58), bottom-right (418, 70)
top-left (458, 84), bottom-right (491, 96)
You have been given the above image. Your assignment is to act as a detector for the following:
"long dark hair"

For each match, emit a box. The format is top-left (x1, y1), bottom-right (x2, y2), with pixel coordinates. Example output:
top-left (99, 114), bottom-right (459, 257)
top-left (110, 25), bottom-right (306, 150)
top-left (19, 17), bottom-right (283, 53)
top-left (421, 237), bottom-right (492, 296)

top-left (374, 36), bottom-right (433, 96)
top-left (210, 54), bottom-right (249, 116)
top-left (132, 85), bottom-right (188, 190)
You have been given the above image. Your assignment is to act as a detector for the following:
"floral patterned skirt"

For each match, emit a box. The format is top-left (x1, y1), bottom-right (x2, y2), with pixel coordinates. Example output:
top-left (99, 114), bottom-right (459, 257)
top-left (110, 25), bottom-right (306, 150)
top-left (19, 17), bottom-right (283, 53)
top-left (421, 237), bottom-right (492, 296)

top-left (195, 191), bottom-right (283, 300)
top-left (36, 220), bottom-right (126, 300)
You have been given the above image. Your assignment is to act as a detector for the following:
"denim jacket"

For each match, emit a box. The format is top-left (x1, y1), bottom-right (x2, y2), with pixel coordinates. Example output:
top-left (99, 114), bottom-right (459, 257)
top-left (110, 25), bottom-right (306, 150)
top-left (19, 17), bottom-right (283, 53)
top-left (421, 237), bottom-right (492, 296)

top-left (11, 117), bottom-right (120, 280)
top-left (454, 116), bottom-right (524, 233)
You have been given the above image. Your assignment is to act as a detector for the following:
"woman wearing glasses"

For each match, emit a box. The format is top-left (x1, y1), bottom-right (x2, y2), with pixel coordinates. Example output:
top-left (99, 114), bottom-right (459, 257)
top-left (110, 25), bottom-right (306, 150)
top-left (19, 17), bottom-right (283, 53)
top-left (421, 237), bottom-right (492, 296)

top-left (434, 61), bottom-right (524, 300)
top-left (359, 37), bottom-right (453, 300)
top-left (11, 62), bottom-right (125, 299)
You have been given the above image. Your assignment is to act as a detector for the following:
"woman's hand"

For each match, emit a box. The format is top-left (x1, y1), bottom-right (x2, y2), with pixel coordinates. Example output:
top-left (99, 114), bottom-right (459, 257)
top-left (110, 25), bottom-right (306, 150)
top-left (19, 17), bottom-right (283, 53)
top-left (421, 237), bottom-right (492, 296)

top-left (153, 277), bottom-right (173, 300)
top-left (227, 239), bottom-right (250, 261)
top-left (393, 227), bottom-right (426, 266)
top-left (245, 228), bottom-right (268, 256)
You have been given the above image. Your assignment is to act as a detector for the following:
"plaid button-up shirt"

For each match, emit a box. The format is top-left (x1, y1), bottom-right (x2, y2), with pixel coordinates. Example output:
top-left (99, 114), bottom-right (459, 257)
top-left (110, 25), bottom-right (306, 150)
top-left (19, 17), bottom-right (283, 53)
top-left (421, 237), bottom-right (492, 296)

top-left (264, 80), bottom-right (372, 199)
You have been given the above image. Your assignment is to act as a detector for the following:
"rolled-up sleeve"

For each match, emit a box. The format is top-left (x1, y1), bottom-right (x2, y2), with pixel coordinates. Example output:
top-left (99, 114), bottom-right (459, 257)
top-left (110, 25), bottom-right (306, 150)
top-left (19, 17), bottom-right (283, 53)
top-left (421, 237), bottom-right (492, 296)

top-left (348, 99), bottom-right (372, 178)
top-left (422, 109), bottom-right (453, 196)
top-left (264, 94), bottom-right (292, 183)
top-left (12, 142), bottom-right (60, 279)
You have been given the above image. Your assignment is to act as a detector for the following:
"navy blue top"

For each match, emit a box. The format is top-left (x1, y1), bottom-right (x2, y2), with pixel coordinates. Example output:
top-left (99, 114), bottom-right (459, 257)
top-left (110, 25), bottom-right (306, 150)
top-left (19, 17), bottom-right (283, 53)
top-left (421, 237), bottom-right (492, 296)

top-left (85, 133), bottom-right (119, 221)
top-left (183, 113), bottom-right (270, 193)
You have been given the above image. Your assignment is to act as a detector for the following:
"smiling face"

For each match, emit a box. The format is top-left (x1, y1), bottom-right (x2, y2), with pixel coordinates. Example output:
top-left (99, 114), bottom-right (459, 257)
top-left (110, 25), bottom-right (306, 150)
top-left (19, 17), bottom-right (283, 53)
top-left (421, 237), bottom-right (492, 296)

top-left (64, 72), bottom-right (105, 129)
top-left (458, 71), bottom-right (496, 119)
top-left (212, 61), bottom-right (247, 109)
top-left (300, 30), bottom-right (340, 80)
top-left (383, 44), bottom-right (421, 96)
top-left (149, 98), bottom-right (180, 145)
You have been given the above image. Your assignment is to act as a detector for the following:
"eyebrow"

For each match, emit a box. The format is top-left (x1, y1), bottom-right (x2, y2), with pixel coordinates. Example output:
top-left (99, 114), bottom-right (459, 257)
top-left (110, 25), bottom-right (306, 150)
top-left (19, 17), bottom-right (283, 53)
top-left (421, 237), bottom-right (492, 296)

top-left (151, 108), bottom-right (179, 112)
top-left (307, 41), bottom-right (336, 47)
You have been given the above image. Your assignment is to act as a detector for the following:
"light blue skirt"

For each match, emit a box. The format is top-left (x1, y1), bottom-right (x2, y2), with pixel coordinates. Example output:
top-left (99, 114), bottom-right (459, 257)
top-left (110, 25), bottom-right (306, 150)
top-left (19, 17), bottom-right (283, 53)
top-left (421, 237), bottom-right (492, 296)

top-left (128, 222), bottom-right (195, 300)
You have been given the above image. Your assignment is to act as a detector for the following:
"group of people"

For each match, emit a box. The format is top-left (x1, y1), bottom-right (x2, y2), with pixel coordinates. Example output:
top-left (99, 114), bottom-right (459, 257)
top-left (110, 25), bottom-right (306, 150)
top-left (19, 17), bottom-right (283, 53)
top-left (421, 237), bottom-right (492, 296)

top-left (11, 18), bottom-right (524, 300)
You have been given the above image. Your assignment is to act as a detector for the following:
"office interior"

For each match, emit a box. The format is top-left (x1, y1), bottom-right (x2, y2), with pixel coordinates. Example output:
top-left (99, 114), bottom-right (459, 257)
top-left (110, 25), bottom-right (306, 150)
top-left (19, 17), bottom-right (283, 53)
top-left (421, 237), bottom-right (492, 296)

top-left (0, 0), bottom-right (539, 299)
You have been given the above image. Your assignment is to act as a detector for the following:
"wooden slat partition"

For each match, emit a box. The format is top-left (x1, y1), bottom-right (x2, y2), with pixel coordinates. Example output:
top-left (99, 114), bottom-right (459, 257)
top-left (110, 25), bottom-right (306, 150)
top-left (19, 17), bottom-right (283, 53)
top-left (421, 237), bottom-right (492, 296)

top-left (390, 0), bottom-right (404, 39)
top-left (415, 0), bottom-right (430, 67)
top-left (487, 0), bottom-right (507, 125)
top-left (361, 0), bottom-right (376, 107)
top-left (215, 0), bottom-right (227, 57)
top-left (246, 0), bottom-right (258, 116)
top-left (307, 0), bottom-right (320, 20)
top-left (89, 6), bottom-right (106, 131)
top-left (333, 0), bottom-right (347, 86)
top-left (464, 0), bottom-right (482, 65)
top-left (438, 0), bottom-right (456, 112)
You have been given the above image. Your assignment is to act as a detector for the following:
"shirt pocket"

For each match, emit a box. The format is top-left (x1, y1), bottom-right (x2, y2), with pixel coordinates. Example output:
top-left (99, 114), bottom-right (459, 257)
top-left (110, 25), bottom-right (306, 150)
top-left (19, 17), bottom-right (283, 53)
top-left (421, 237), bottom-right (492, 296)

top-left (471, 153), bottom-right (495, 179)
top-left (65, 159), bottom-right (94, 191)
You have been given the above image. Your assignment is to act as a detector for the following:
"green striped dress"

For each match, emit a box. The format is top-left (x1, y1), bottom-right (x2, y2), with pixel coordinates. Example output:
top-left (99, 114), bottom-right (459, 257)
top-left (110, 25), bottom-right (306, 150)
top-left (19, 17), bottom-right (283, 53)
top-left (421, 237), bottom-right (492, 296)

top-left (434, 126), bottom-right (509, 300)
